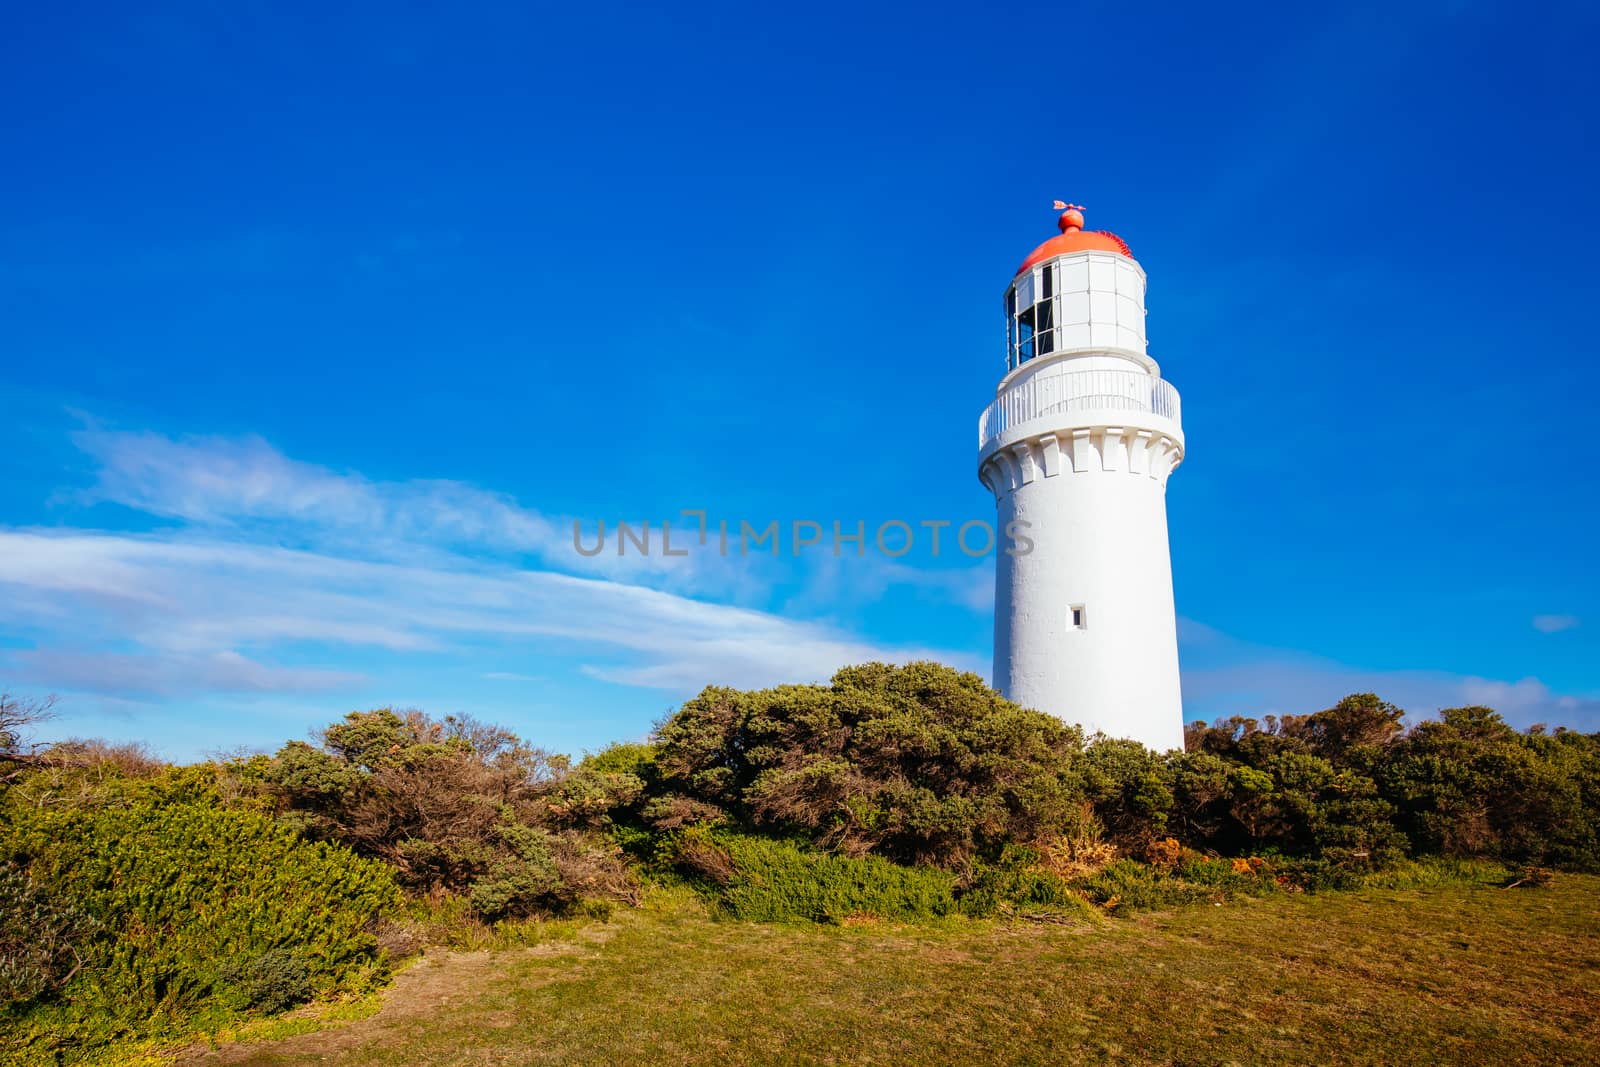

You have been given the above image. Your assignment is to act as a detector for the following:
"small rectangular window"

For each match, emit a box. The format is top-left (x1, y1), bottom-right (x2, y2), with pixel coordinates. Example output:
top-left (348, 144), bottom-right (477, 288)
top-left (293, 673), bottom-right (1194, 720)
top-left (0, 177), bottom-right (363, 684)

top-left (1070, 605), bottom-right (1087, 630)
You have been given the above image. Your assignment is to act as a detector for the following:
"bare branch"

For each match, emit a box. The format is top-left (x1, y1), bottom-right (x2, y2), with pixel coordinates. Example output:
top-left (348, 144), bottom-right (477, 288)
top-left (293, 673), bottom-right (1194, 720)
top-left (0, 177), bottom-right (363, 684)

top-left (0, 691), bottom-right (59, 755)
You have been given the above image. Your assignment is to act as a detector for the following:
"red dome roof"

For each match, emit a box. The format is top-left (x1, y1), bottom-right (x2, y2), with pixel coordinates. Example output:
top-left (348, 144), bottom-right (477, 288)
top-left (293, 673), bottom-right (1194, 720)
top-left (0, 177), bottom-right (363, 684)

top-left (1015, 206), bottom-right (1134, 276)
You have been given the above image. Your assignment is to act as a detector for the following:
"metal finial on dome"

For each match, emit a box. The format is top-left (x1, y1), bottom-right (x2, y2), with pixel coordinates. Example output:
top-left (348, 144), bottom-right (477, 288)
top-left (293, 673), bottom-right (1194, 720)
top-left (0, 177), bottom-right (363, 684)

top-left (1014, 202), bottom-right (1131, 276)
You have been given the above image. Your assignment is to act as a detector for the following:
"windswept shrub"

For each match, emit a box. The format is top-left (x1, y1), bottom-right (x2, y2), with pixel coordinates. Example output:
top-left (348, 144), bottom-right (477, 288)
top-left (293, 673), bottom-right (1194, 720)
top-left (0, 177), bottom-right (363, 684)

top-left (1173, 699), bottom-right (1414, 875)
top-left (535, 743), bottom-right (655, 833)
top-left (217, 948), bottom-right (312, 1015)
top-left (652, 662), bottom-right (1091, 868)
top-left (467, 822), bottom-right (565, 921)
top-left (3, 742), bottom-right (213, 814)
top-left (1186, 694), bottom-right (1406, 771)
top-left (646, 670), bottom-right (1600, 882)
top-left (0, 791), bottom-right (399, 1061)
top-left (0, 865), bottom-right (99, 1008)
top-left (1381, 707), bottom-right (1600, 868)
top-left (1082, 738), bottom-right (1174, 849)
top-left (236, 708), bottom-right (637, 918)
top-left (1173, 698), bottom-right (1600, 875)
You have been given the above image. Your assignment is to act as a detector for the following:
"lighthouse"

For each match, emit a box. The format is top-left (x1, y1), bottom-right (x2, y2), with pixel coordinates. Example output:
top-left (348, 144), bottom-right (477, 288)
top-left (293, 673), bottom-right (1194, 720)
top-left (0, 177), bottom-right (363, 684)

top-left (978, 205), bottom-right (1185, 752)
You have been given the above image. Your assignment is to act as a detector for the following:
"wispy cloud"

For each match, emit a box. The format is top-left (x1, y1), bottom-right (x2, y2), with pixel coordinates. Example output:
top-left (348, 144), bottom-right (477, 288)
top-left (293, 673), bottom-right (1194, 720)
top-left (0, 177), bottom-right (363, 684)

top-left (68, 423), bottom-right (1003, 614)
top-left (0, 528), bottom-right (978, 701)
top-left (73, 425), bottom-right (563, 554)
top-left (1533, 614), bottom-right (1580, 634)
top-left (69, 425), bottom-right (822, 605)
top-left (0, 424), bottom-right (991, 712)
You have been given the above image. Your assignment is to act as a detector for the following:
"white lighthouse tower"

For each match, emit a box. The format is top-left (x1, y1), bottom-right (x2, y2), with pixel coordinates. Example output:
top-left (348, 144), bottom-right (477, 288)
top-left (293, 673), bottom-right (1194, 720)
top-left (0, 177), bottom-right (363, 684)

top-left (978, 204), bottom-right (1185, 751)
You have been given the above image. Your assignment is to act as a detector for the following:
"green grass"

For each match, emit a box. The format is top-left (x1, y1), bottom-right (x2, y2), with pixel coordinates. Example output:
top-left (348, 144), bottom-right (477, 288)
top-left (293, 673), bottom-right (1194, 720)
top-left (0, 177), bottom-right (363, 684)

top-left (179, 873), bottom-right (1600, 1066)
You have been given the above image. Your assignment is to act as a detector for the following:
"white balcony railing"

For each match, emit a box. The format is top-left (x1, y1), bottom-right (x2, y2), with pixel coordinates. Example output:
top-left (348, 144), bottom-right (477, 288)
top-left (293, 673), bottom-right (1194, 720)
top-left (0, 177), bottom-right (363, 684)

top-left (978, 366), bottom-right (1181, 450)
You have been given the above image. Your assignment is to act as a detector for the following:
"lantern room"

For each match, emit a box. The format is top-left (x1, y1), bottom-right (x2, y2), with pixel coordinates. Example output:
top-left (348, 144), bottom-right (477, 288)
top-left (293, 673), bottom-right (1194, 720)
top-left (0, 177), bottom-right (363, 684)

top-left (1004, 206), bottom-right (1151, 372)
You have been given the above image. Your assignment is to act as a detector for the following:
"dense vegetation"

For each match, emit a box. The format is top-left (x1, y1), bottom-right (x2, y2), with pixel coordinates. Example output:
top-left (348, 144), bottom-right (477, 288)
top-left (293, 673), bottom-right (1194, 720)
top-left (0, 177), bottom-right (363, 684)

top-left (0, 756), bottom-right (398, 1063)
top-left (230, 708), bottom-right (636, 920)
top-left (2, 665), bottom-right (1597, 1063)
top-left (641, 665), bottom-right (1600, 882)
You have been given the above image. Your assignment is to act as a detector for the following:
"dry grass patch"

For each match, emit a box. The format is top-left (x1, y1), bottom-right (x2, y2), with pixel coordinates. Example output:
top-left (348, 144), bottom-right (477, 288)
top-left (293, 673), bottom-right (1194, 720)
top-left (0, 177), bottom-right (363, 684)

top-left (181, 877), bottom-right (1600, 1067)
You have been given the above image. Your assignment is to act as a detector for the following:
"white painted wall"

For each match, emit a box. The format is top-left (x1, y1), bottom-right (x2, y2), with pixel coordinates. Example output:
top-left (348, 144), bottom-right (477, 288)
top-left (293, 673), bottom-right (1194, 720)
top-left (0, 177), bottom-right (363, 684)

top-left (981, 247), bottom-right (1185, 752)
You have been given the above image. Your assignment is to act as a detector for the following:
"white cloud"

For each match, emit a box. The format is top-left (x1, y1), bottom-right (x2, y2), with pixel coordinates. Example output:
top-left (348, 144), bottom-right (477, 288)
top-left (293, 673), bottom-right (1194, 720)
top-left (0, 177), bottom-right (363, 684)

top-left (0, 528), bottom-right (978, 701)
top-left (1532, 614), bottom-right (1580, 634)
top-left (68, 425), bottom-right (825, 606)
top-left (75, 427), bottom-right (389, 529)
top-left (62, 420), bottom-right (996, 616)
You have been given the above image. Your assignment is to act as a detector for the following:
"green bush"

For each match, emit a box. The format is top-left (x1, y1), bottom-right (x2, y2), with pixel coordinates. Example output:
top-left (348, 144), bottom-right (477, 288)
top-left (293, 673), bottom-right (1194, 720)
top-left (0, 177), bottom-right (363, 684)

top-left (0, 865), bottom-right (100, 1008)
top-left (0, 794), bottom-right (400, 1062)
top-left (1181, 699), bottom-right (1600, 873)
top-left (235, 708), bottom-right (637, 918)
top-left (467, 822), bottom-right (565, 921)
top-left (661, 829), bottom-right (962, 924)
top-left (957, 857), bottom-right (1093, 919)
top-left (1083, 739), bottom-right (1175, 848)
top-left (1381, 708), bottom-right (1600, 869)
top-left (639, 671), bottom-right (1600, 905)
top-left (651, 662), bottom-right (1090, 868)
top-left (218, 948), bottom-right (313, 1015)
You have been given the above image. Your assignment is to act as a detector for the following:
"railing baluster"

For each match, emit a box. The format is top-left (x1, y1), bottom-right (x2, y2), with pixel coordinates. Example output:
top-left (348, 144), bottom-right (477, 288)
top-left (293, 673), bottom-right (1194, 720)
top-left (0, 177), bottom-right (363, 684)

top-left (979, 365), bottom-right (1181, 450)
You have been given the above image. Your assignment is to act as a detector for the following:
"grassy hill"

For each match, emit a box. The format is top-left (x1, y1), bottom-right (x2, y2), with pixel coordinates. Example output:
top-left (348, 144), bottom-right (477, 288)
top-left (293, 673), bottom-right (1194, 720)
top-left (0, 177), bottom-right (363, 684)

top-left (186, 874), bottom-right (1600, 1067)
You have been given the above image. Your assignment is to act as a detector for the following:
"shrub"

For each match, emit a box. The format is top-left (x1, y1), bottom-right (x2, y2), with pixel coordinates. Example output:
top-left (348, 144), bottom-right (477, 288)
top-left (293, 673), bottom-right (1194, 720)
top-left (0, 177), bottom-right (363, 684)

top-left (235, 708), bottom-right (638, 917)
top-left (957, 850), bottom-right (1094, 920)
top-left (546, 744), bottom-right (653, 829)
top-left (646, 670), bottom-right (1600, 889)
top-left (0, 792), bottom-right (400, 1061)
top-left (218, 948), bottom-right (312, 1015)
top-left (660, 829), bottom-right (962, 924)
top-left (466, 823), bottom-right (565, 921)
top-left (651, 662), bottom-right (1091, 868)
top-left (1381, 708), bottom-right (1600, 869)
top-left (0, 865), bottom-right (100, 1008)
top-left (1082, 739), bottom-right (1174, 849)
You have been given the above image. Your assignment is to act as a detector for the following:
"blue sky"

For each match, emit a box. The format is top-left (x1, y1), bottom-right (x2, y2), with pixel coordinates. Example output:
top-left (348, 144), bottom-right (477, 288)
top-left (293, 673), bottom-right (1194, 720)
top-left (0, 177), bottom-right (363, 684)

top-left (2, 1), bottom-right (1597, 759)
